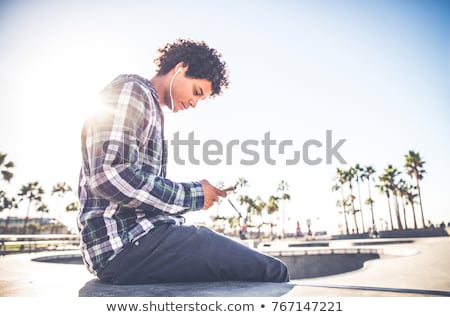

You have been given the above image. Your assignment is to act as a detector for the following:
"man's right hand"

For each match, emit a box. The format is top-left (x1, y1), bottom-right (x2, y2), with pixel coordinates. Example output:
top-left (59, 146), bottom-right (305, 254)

top-left (200, 180), bottom-right (227, 210)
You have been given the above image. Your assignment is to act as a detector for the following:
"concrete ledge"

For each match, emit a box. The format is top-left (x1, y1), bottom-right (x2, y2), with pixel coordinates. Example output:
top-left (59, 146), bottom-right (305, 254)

top-left (332, 228), bottom-right (449, 240)
top-left (378, 228), bottom-right (449, 238)
top-left (79, 279), bottom-right (295, 297)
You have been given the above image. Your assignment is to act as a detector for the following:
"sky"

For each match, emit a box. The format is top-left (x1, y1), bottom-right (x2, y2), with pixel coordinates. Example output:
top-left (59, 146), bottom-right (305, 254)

top-left (0, 0), bottom-right (449, 234)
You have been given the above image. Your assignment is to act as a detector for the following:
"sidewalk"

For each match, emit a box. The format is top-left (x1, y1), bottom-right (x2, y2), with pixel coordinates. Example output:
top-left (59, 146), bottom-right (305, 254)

top-left (0, 236), bottom-right (448, 297)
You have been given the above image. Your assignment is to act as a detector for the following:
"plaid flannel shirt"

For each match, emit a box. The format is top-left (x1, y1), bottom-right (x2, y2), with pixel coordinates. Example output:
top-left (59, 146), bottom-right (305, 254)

top-left (77, 74), bottom-right (204, 274)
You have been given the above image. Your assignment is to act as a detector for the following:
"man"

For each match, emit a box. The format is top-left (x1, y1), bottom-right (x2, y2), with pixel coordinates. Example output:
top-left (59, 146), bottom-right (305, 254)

top-left (78, 39), bottom-right (289, 284)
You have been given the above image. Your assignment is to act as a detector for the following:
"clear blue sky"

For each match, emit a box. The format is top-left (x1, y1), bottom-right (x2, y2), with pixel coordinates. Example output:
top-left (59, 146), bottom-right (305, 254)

top-left (0, 0), bottom-right (449, 233)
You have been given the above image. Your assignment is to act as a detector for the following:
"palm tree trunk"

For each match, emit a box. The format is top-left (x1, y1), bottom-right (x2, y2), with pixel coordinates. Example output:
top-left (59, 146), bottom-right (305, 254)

top-left (39, 212), bottom-right (45, 233)
top-left (340, 188), bottom-right (349, 234)
top-left (415, 172), bottom-right (425, 228)
top-left (23, 200), bottom-right (31, 234)
top-left (410, 201), bottom-right (418, 229)
top-left (5, 208), bottom-right (13, 233)
top-left (356, 180), bottom-right (365, 232)
top-left (401, 197), bottom-right (408, 230)
top-left (392, 192), bottom-right (403, 230)
top-left (5, 216), bottom-right (10, 233)
top-left (352, 212), bottom-right (358, 234)
top-left (349, 185), bottom-right (359, 234)
top-left (270, 215), bottom-right (275, 238)
top-left (367, 181), bottom-right (375, 227)
top-left (386, 192), bottom-right (394, 230)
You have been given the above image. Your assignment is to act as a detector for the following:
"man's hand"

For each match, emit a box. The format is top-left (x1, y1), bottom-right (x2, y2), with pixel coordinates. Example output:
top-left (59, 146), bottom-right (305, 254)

top-left (200, 180), bottom-right (227, 210)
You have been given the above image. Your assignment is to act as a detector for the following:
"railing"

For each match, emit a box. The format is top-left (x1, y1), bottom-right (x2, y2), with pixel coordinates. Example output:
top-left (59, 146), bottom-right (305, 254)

top-left (0, 234), bottom-right (80, 255)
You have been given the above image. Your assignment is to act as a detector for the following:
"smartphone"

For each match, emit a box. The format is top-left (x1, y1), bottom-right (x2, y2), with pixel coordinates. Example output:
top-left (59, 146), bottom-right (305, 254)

top-left (223, 185), bottom-right (237, 192)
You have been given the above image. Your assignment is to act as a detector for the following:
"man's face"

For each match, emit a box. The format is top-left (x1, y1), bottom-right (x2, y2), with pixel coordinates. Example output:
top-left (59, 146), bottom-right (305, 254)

top-left (170, 71), bottom-right (212, 112)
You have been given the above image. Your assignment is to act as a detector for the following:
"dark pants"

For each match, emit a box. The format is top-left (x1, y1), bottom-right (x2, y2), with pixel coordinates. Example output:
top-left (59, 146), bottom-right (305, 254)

top-left (98, 224), bottom-right (289, 284)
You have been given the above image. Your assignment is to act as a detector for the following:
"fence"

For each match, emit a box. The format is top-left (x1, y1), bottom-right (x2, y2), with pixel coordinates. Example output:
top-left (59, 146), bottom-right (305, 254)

top-left (0, 234), bottom-right (79, 255)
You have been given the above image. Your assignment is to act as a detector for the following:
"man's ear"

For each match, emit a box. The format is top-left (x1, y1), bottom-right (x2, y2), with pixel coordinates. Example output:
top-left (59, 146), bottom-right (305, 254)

top-left (174, 61), bottom-right (188, 74)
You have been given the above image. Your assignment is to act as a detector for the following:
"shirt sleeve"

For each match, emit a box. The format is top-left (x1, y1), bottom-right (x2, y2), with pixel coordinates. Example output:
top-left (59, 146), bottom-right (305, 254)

top-left (81, 77), bottom-right (204, 214)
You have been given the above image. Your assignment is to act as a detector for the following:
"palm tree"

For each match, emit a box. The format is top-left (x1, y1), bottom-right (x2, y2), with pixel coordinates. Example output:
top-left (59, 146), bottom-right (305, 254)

top-left (227, 216), bottom-right (240, 234)
top-left (0, 152), bottom-right (15, 183)
top-left (51, 182), bottom-right (73, 221)
top-left (0, 152), bottom-right (16, 233)
top-left (236, 177), bottom-right (248, 190)
top-left (346, 192), bottom-right (359, 233)
top-left (0, 191), bottom-right (9, 210)
top-left (404, 151), bottom-right (426, 228)
top-left (234, 177), bottom-right (249, 225)
top-left (37, 203), bottom-right (50, 232)
top-left (0, 191), bottom-right (18, 233)
top-left (66, 201), bottom-right (79, 212)
top-left (335, 199), bottom-right (347, 234)
top-left (345, 168), bottom-right (359, 233)
top-left (335, 168), bottom-right (349, 234)
top-left (252, 196), bottom-right (266, 239)
top-left (375, 182), bottom-right (394, 231)
top-left (277, 180), bottom-right (290, 238)
top-left (266, 195), bottom-right (279, 238)
top-left (404, 184), bottom-right (418, 229)
top-left (17, 181), bottom-right (45, 234)
top-left (361, 165), bottom-right (376, 229)
top-left (364, 197), bottom-right (375, 226)
top-left (379, 165), bottom-right (403, 230)
top-left (353, 164), bottom-right (366, 232)
top-left (238, 194), bottom-right (252, 227)
top-left (238, 194), bottom-right (265, 238)
top-left (397, 179), bottom-right (409, 230)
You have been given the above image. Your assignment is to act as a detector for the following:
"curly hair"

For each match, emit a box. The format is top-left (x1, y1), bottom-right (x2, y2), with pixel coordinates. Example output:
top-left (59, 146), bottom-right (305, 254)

top-left (154, 39), bottom-right (229, 97)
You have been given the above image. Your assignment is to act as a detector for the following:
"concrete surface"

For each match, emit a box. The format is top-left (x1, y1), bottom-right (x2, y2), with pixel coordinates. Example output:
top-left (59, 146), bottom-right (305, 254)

top-left (79, 280), bottom-right (296, 297)
top-left (285, 236), bottom-right (450, 297)
top-left (0, 236), bottom-right (449, 297)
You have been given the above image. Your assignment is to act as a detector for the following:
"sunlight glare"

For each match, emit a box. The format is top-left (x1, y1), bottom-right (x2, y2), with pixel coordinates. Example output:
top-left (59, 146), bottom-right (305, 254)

top-left (82, 95), bottom-right (103, 119)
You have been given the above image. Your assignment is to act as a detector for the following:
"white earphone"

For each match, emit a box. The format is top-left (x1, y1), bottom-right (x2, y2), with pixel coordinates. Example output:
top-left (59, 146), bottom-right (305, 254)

top-left (169, 68), bottom-right (183, 111)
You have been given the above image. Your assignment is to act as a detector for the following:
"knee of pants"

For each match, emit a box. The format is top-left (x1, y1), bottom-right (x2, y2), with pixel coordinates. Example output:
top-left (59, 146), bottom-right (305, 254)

top-left (269, 258), bottom-right (290, 282)
top-left (280, 262), bottom-right (290, 282)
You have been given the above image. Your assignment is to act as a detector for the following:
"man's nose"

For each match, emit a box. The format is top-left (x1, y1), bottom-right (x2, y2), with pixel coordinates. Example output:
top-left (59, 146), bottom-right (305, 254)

top-left (189, 98), bottom-right (200, 108)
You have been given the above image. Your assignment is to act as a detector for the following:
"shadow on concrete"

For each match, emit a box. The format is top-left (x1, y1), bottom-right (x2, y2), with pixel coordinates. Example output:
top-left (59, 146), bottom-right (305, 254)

top-left (279, 253), bottom-right (380, 279)
top-left (79, 279), bottom-right (295, 297)
top-left (32, 253), bottom-right (83, 264)
top-left (352, 240), bottom-right (414, 246)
